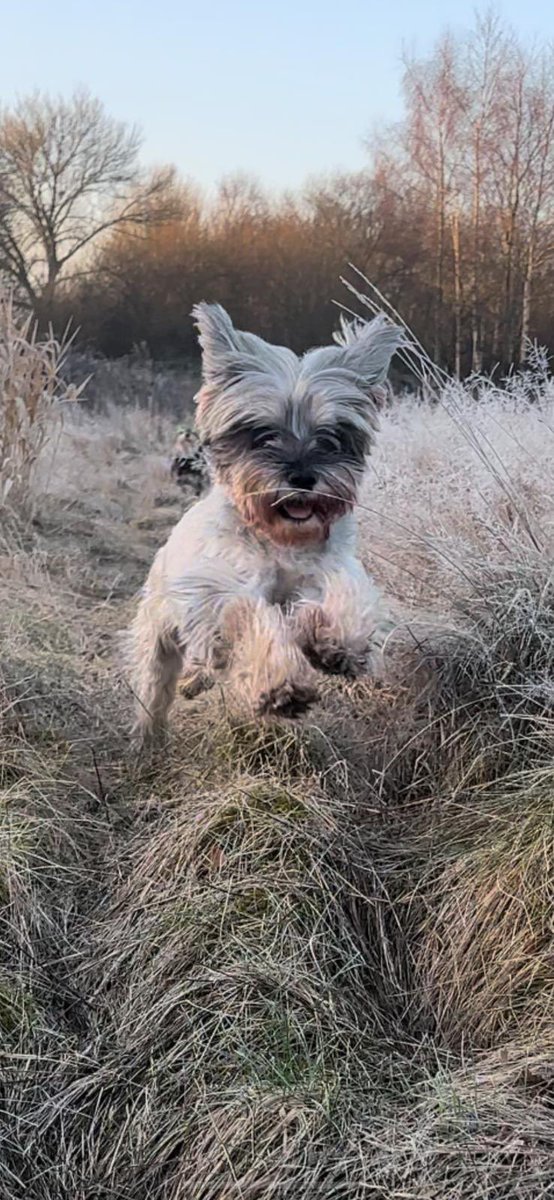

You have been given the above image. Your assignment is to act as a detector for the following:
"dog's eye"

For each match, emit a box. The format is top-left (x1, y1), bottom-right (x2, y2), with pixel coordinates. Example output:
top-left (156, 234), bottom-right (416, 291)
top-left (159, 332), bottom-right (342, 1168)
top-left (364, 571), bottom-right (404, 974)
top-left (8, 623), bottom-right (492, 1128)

top-left (252, 430), bottom-right (278, 448)
top-left (316, 432), bottom-right (342, 454)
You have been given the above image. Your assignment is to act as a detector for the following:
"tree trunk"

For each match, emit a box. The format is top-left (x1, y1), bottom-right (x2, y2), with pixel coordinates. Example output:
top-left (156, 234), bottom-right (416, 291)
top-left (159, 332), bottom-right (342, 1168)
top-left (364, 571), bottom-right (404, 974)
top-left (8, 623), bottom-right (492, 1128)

top-left (434, 137), bottom-right (446, 362)
top-left (34, 263), bottom-right (60, 331)
top-left (520, 232), bottom-right (536, 362)
top-left (502, 68), bottom-right (525, 367)
top-left (471, 122), bottom-right (483, 372)
top-left (451, 209), bottom-right (462, 378)
top-left (503, 210), bottom-right (518, 365)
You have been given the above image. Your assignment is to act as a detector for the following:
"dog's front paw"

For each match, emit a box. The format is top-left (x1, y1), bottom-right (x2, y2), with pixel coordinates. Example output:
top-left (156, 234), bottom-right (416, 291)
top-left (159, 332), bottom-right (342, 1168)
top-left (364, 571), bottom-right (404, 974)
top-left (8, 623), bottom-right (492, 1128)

top-left (306, 637), bottom-right (370, 680)
top-left (295, 604), bottom-right (376, 680)
top-left (256, 678), bottom-right (317, 720)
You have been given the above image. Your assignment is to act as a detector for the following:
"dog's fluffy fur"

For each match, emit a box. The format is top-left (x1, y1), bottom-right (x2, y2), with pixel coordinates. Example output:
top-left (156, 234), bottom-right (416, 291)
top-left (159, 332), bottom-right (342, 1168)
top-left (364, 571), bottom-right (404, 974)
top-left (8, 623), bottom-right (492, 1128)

top-left (129, 304), bottom-right (403, 741)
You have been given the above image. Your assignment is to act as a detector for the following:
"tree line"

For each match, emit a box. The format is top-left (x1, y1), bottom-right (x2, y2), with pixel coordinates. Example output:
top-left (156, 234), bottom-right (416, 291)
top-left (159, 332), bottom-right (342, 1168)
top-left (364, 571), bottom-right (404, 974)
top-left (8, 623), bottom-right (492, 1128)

top-left (1, 12), bottom-right (553, 375)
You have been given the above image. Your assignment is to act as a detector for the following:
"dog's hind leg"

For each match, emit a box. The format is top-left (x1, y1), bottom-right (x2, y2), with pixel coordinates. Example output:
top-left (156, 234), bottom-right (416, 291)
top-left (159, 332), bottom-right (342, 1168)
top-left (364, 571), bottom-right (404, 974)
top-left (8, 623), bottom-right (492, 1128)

top-left (128, 601), bottom-right (183, 746)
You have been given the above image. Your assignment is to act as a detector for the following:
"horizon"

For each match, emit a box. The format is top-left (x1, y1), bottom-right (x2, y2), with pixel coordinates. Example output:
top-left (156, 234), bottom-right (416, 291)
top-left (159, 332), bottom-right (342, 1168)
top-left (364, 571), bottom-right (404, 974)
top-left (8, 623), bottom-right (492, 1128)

top-left (3, 0), bottom-right (554, 193)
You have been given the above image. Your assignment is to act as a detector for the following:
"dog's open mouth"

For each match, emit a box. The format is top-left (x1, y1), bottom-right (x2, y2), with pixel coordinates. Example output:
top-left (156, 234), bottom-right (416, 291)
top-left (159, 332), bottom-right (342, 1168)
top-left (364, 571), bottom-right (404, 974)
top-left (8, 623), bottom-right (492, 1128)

top-left (266, 492), bottom-right (348, 543)
top-left (277, 498), bottom-right (318, 523)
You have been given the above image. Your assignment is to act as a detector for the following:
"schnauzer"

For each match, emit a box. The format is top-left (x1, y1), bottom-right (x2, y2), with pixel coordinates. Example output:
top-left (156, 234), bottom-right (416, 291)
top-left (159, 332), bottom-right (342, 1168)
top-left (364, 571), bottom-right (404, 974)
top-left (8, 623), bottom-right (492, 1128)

top-left (128, 304), bottom-right (402, 742)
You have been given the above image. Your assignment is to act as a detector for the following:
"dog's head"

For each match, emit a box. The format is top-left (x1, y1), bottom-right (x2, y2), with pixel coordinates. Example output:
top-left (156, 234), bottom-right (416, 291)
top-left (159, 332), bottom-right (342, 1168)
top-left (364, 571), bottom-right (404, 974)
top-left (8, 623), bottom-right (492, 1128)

top-left (192, 303), bottom-right (403, 547)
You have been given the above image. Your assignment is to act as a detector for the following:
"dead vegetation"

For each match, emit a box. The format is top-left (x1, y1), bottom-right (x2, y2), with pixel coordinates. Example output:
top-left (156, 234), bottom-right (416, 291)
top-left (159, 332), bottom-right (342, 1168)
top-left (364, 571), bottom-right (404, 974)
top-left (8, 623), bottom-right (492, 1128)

top-left (1, 301), bottom-right (554, 1197)
top-left (0, 293), bottom-right (82, 515)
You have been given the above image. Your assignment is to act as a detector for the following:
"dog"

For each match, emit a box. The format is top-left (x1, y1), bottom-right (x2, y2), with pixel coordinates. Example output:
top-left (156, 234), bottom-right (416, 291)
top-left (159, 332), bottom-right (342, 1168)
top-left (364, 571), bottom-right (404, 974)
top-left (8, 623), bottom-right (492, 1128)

top-left (170, 427), bottom-right (209, 496)
top-left (128, 303), bottom-right (402, 743)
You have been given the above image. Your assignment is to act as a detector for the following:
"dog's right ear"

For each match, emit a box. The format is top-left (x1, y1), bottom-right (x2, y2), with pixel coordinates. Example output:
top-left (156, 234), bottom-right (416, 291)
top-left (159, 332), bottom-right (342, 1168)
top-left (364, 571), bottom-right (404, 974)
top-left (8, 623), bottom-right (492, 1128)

top-left (191, 303), bottom-right (298, 422)
top-left (193, 302), bottom-right (281, 391)
top-left (192, 303), bottom-right (245, 385)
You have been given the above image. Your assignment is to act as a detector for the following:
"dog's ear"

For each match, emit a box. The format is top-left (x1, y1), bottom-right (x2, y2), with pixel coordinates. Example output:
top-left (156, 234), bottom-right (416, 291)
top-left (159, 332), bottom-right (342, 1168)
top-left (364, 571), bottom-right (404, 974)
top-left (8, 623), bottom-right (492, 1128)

top-left (192, 303), bottom-right (245, 383)
top-left (331, 313), bottom-right (404, 390)
top-left (192, 302), bottom-right (279, 388)
top-left (192, 303), bottom-right (298, 426)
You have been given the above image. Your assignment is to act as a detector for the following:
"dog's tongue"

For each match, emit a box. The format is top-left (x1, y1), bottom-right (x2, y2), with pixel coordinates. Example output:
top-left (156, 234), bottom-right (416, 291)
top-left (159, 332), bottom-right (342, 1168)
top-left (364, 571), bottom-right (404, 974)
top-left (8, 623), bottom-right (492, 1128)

top-left (283, 500), bottom-right (314, 520)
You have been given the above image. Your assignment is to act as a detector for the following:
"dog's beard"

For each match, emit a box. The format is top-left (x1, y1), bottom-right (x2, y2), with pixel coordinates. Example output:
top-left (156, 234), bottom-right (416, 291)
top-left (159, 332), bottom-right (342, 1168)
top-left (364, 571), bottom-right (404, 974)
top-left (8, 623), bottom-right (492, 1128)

top-left (225, 462), bottom-right (357, 548)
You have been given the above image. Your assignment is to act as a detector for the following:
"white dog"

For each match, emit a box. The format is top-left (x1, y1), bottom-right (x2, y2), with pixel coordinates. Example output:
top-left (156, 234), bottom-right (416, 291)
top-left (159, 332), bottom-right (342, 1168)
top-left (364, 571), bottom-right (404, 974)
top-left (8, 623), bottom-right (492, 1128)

top-left (128, 304), bottom-right (402, 742)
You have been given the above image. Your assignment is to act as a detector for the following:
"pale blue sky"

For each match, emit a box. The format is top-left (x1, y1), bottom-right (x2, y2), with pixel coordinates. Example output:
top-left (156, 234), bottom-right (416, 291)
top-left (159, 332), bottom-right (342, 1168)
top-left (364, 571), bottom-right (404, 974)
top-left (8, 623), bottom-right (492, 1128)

top-left (1, 0), bottom-right (553, 192)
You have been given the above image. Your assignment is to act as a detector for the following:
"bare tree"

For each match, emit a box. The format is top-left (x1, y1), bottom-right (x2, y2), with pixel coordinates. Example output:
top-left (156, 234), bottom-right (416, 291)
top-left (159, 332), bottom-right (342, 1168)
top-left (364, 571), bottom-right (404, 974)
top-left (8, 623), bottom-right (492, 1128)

top-left (212, 173), bottom-right (270, 232)
top-left (465, 12), bottom-right (506, 370)
top-left (518, 51), bottom-right (554, 358)
top-left (375, 14), bottom-right (554, 372)
top-left (490, 47), bottom-right (529, 363)
top-left (402, 35), bottom-right (466, 362)
top-left (0, 88), bottom-right (171, 320)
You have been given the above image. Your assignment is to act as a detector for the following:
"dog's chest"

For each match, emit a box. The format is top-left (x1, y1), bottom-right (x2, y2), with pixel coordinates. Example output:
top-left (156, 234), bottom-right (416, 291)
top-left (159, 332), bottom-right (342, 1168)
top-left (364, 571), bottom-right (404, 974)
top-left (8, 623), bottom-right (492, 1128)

top-left (251, 519), bottom-right (356, 607)
top-left (263, 559), bottom-right (328, 607)
top-left (270, 565), bottom-right (301, 606)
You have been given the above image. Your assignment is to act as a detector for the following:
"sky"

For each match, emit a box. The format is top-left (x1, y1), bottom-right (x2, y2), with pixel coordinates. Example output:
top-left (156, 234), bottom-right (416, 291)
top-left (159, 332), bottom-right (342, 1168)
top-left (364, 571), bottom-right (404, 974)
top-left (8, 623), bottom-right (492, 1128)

top-left (2, 0), bottom-right (554, 193)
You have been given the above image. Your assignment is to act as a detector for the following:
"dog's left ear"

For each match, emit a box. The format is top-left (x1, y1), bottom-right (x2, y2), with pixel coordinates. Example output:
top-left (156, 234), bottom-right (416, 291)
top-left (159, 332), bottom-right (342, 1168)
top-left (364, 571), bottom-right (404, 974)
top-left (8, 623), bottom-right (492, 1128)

top-left (332, 313), bottom-right (404, 391)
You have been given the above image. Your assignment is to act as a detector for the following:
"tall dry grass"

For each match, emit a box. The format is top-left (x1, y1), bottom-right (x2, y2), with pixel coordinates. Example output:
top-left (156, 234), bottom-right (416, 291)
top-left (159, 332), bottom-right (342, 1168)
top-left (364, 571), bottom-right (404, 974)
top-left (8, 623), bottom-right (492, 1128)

top-left (0, 291), bottom-right (82, 515)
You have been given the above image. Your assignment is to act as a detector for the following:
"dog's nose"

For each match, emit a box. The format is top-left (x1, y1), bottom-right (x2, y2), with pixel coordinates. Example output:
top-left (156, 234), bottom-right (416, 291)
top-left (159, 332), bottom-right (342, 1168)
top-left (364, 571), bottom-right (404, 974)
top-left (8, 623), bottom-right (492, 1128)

top-left (287, 468), bottom-right (316, 490)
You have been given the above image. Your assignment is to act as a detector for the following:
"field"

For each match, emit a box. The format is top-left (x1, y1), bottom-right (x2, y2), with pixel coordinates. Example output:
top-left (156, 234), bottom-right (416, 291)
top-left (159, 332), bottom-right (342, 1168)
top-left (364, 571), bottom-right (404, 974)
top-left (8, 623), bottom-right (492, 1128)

top-left (1, 308), bottom-right (554, 1198)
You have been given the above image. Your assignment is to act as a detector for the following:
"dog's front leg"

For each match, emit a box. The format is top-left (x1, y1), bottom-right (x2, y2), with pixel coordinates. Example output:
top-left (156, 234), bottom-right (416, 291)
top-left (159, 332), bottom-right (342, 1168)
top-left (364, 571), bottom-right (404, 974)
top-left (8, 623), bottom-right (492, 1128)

top-left (167, 569), bottom-right (317, 724)
top-left (292, 563), bottom-right (390, 681)
top-left (221, 595), bottom-right (318, 720)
